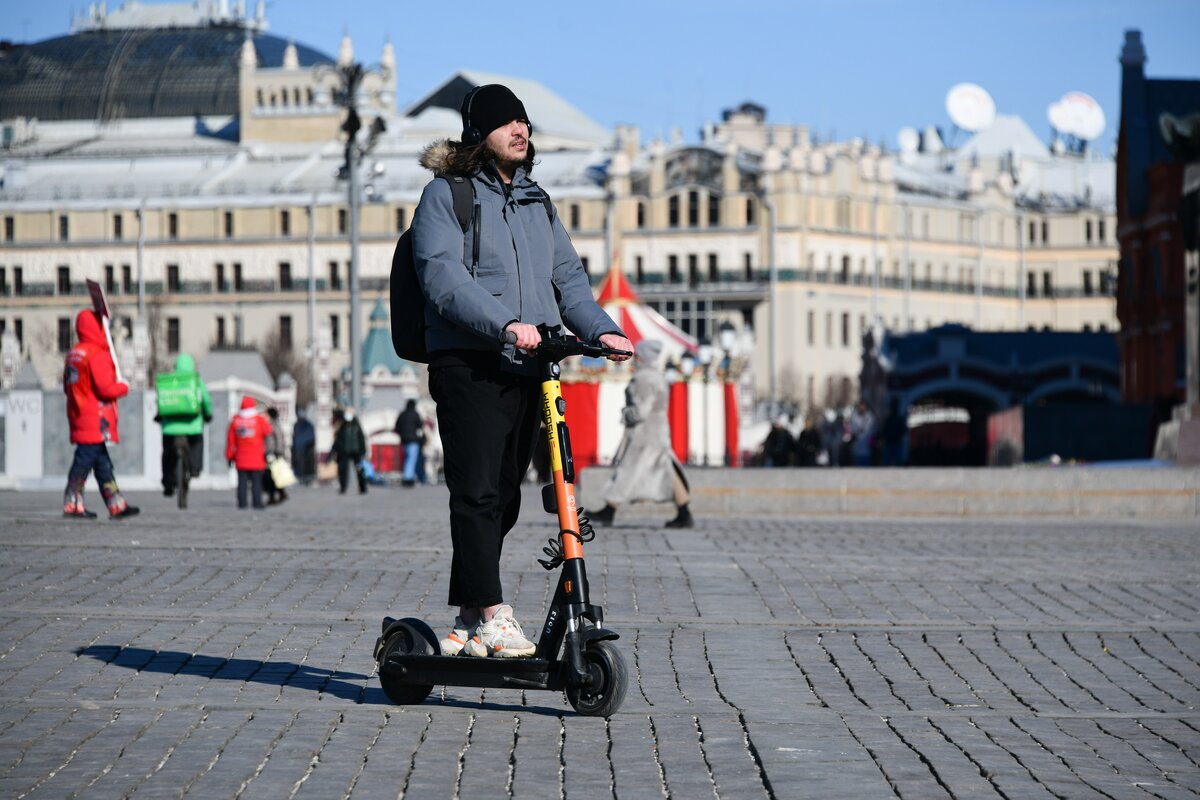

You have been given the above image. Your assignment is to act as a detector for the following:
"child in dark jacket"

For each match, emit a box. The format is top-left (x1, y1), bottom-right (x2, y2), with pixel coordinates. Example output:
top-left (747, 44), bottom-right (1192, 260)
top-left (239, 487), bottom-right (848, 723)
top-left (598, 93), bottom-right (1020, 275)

top-left (225, 396), bottom-right (272, 509)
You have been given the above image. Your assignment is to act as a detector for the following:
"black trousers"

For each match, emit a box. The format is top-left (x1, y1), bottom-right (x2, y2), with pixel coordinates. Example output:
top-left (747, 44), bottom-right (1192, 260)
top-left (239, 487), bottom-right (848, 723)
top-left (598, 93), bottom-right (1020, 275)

top-left (430, 365), bottom-right (541, 609)
top-left (161, 433), bottom-right (203, 493)
top-left (237, 469), bottom-right (264, 509)
top-left (337, 456), bottom-right (367, 493)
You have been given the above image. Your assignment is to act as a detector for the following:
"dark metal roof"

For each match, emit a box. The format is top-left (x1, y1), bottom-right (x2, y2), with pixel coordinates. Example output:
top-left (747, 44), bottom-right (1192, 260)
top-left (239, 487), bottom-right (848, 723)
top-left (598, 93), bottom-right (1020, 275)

top-left (0, 26), bottom-right (333, 122)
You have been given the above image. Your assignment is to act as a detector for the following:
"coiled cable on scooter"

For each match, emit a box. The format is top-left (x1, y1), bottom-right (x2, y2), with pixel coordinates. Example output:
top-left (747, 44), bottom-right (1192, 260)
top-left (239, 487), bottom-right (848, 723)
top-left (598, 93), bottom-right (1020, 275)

top-left (537, 507), bottom-right (597, 570)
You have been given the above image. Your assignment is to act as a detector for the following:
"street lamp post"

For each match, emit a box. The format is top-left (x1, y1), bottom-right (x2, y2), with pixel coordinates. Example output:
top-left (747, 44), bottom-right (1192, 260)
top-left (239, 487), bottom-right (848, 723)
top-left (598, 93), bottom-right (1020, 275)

top-left (698, 340), bottom-right (714, 466)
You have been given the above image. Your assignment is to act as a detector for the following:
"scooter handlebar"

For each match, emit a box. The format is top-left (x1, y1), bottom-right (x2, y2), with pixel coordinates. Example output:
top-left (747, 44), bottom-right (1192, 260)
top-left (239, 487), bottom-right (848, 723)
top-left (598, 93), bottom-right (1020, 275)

top-left (498, 328), bottom-right (630, 360)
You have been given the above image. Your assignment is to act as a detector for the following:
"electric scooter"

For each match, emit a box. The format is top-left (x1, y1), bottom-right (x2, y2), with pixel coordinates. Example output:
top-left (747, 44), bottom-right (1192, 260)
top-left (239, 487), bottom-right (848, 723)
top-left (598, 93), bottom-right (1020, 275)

top-left (373, 327), bottom-right (631, 717)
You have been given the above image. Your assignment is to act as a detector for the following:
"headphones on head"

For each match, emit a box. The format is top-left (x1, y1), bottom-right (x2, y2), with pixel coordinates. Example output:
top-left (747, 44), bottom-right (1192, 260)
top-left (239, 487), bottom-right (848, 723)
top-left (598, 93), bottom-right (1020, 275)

top-left (461, 86), bottom-right (483, 146)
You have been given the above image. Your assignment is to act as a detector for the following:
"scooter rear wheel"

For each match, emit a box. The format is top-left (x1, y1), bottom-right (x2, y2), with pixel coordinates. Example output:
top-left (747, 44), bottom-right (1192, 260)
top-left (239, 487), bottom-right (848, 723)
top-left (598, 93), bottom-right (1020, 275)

top-left (378, 619), bottom-right (439, 705)
top-left (566, 640), bottom-right (628, 717)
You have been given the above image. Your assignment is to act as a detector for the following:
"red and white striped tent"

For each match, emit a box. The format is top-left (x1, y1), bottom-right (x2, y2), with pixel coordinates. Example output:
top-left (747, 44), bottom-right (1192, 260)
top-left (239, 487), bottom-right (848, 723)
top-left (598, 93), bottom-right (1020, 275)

top-left (594, 267), bottom-right (698, 363)
top-left (559, 268), bottom-right (740, 472)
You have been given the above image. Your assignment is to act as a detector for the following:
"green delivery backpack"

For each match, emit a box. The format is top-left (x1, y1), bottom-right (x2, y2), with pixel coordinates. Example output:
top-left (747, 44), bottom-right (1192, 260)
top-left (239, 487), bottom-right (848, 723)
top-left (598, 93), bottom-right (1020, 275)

top-left (155, 372), bottom-right (201, 418)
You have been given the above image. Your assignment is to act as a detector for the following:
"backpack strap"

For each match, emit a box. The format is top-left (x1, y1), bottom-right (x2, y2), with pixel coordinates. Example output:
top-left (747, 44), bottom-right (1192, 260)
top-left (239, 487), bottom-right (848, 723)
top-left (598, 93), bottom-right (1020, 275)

top-left (439, 174), bottom-right (479, 277)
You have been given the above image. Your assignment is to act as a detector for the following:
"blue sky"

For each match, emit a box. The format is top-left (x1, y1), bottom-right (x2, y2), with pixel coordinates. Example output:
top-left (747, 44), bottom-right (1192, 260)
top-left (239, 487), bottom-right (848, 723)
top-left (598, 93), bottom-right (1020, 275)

top-left (10, 1), bottom-right (1200, 152)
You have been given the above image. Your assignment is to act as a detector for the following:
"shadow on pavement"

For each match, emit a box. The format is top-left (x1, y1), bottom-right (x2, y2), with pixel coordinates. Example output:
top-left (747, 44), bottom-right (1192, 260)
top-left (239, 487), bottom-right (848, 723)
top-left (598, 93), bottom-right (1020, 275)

top-left (75, 645), bottom-right (571, 715)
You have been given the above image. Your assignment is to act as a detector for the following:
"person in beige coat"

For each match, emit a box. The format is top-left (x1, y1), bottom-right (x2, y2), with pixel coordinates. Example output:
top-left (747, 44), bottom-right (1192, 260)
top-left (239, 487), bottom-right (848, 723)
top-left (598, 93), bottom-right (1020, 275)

top-left (589, 339), bottom-right (693, 528)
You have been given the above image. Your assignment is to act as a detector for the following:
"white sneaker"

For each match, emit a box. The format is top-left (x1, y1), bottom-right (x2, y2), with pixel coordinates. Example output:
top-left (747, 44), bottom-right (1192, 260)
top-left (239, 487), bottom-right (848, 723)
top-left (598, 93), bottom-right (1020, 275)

top-left (465, 605), bottom-right (536, 658)
top-left (440, 616), bottom-right (473, 656)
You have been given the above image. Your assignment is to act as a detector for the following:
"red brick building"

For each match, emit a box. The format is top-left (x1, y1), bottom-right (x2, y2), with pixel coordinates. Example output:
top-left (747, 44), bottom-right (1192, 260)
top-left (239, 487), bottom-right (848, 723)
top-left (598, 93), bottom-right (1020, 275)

top-left (1116, 30), bottom-right (1200, 418)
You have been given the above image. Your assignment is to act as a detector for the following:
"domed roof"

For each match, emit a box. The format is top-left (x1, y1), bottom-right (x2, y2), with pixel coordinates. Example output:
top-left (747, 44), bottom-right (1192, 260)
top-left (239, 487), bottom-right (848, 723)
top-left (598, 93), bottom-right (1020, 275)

top-left (0, 26), bottom-right (333, 122)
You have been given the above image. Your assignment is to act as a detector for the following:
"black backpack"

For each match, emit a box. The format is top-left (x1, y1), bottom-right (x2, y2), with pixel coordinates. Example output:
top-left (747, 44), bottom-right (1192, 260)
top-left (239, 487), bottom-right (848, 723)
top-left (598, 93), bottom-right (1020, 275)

top-left (389, 175), bottom-right (554, 363)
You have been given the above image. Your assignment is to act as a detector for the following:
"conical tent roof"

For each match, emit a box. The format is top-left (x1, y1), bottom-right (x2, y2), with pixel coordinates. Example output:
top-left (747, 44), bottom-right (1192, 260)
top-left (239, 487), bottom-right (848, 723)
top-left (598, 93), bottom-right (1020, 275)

top-left (595, 268), bottom-right (698, 363)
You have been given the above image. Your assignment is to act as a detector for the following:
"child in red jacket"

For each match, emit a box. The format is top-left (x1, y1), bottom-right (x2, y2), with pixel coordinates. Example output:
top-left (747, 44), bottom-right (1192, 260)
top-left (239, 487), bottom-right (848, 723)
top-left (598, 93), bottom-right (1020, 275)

top-left (226, 396), bottom-right (272, 509)
top-left (63, 309), bottom-right (139, 520)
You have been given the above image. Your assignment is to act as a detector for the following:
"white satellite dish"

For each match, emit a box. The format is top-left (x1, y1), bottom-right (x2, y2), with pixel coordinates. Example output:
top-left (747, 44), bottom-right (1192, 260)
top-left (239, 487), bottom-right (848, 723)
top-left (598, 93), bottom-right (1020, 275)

top-left (1047, 101), bottom-right (1072, 133)
top-left (1058, 91), bottom-right (1106, 141)
top-left (946, 83), bottom-right (996, 132)
top-left (897, 127), bottom-right (920, 153)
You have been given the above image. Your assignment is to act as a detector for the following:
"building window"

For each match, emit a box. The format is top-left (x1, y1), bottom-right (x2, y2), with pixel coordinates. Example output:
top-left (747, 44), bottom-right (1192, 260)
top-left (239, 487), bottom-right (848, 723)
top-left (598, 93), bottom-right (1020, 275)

top-left (841, 312), bottom-right (850, 347)
top-left (168, 212), bottom-right (179, 240)
top-left (224, 211), bottom-right (234, 238)
top-left (3, 216), bottom-right (12, 242)
top-left (707, 253), bottom-right (719, 282)
top-left (216, 317), bottom-right (227, 348)
top-left (668, 196), bottom-right (680, 228)
top-left (167, 264), bottom-right (180, 292)
top-left (687, 254), bottom-right (699, 285)
top-left (836, 197), bottom-right (850, 229)
top-left (1026, 271), bottom-right (1037, 298)
top-left (280, 209), bottom-right (291, 236)
top-left (167, 317), bottom-right (180, 353)
top-left (0, 267), bottom-right (6, 296)
top-left (1083, 271), bottom-right (1094, 296)
top-left (1098, 218), bottom-right (1106, 242)
top-left (57, 265), bottom-right (71, 295)
top-left (233, 263), bottom-right (244, 292)
top-left (1029, 220), bottom-right (1037, 244)
top-left (668, 254), bottom-right (680, 283)
top-left (825, 312), bottom-right (832, 346)
top-left (636, 202), bottom-right (646, 229)
top-left (14, 318), bottom-right (22, 348)
top-left (279, 315), bottom-right (293, 351)
top-left (807, 310), bottom-right (815, 346)
top-left (1042, 271), bottom-right (1053, 297)
top-left (1085, 219), bottom-right (1093, 243)
top-left (122, 265), bottom-right (131, 293)
top-left (708, 194), bottom-right (720, 226)
top-left (687, 191), bottom-right (699, 227)
top-left (743, 253), bottom-right (752, 281)
top-left (279, 261), bottom-right (292, 291)
top-left (215, 263), bottom-right (225, 292)
top-left (1041, 221), bottom-right (1049, 244)
top-left (635, 255), bottom-right (644, 282)
top-left (746, 197), bottom-right (756, 226)
top-left (328, 261), bottom-right (341, 290)
top-left (104, 265), bottom-right (115, 294)
top-left (57, 317), bottom-right (72, 353)
top-left (59, 215), bottom-right (69, 241)
top-left (840, 256), bottom-right (851, 284)
top-left (338, 208), bottom-right (347, 234)
top-left (395, 207), bottom-right (407, 233)
top-left (570, 204), bottom-right (580, 230)
top-left (330, 314), bottom-right (340, 350)
top-left (113, 214), bottom-right (123, 241)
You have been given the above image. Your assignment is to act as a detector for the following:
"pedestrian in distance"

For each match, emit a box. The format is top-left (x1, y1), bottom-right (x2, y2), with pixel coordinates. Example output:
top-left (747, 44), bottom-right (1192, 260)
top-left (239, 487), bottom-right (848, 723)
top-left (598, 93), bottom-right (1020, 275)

top-left (62, 309), bottom-right (140, 520)
top-left (850, 400), bottom-right (877, 467)
top-left (763, 414), bottom-right (795, 467)
top-left (794, 413), bottom-right (823, 467)
top-left (225, 396), bottom-right (271, 509)
top-left (263, 407), bottom-right (289, 505)
top-left (331, 406), bottom-right (368, 495)
top-left (155, 353), bottom-right (212, 499)
top-left (291, 409), bottom-right (317, 485)
top-left (588, 339), bottom-right (693, 529)
top-left (411, 83), bottom-right (632, 658)
top-left (394, 398), bottom-right (424, 488)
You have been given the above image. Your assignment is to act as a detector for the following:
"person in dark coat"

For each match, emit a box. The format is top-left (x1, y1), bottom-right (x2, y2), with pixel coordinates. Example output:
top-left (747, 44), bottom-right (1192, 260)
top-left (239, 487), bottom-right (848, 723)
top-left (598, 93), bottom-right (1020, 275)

top-left (331, 407), bottom-right (368, 494)
top-left (291, 410), bottom-right (316, 485)
top-left (763, 415), bottom-right (794, 467)
top-left (394, 399), bottom-right (424, 488)
top-left (794, 414), bottom-right (822, 466)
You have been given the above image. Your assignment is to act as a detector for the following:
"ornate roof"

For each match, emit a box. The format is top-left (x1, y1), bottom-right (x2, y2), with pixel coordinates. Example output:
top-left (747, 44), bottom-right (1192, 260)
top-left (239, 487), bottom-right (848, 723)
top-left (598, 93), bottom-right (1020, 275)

top-left (0, 27), bottom-right (332, 122)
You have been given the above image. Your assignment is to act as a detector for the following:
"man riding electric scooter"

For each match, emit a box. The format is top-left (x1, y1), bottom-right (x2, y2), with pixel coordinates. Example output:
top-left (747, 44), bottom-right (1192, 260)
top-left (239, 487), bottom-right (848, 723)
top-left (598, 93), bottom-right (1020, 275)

top-left (411, 83), bottom-right (631, 658)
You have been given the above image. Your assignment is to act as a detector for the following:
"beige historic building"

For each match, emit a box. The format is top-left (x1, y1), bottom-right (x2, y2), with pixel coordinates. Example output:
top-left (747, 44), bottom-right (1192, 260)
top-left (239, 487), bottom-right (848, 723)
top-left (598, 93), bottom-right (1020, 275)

top-left (1, 2), bottom-right (1117, 417)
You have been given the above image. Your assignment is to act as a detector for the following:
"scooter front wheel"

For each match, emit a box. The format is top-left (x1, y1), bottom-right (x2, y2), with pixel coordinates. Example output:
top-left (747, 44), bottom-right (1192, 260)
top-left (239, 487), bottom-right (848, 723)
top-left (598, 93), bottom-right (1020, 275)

top-left (378, 619), bottom-right (439, 705)
top-left (566, 640), bottom-right (628, 717)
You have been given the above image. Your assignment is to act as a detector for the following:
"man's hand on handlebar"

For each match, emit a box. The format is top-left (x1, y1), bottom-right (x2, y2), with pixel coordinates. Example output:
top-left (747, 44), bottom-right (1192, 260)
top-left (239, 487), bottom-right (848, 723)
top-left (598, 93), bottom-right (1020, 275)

top-left (599, 333), bottom-right (634, 362)
top-left (504, 322), bottom-right (542, 351)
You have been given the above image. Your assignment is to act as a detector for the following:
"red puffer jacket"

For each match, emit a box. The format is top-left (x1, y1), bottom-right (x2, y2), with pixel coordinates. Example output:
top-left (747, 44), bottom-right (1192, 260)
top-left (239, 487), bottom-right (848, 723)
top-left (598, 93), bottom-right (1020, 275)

top-left (64, 310), bottom-right (129, 445)
top-left (225, 397), bottom-right (272, 470)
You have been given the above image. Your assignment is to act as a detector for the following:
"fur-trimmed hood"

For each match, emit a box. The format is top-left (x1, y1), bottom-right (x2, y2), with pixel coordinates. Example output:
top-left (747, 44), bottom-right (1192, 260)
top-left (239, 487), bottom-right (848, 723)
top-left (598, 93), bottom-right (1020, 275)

top-left (418, 139), bottom-right (456, 174)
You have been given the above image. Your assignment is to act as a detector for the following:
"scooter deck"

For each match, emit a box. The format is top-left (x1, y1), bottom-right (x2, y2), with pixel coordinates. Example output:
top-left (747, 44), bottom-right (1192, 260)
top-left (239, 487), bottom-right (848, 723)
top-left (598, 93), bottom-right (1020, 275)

top-left (382, 653), bottom-right (556, 691)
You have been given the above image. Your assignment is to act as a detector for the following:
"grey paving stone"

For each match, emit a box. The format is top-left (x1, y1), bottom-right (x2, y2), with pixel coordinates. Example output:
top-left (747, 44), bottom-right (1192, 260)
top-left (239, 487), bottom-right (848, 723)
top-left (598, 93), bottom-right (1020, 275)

top-left (2, 488), bottom-right (1200, 798)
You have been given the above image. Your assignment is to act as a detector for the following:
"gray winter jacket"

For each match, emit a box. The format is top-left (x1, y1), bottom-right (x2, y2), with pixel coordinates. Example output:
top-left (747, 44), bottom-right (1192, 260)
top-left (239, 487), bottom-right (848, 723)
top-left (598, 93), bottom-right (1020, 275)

top-left (411, 141), bottom-right (621, 372)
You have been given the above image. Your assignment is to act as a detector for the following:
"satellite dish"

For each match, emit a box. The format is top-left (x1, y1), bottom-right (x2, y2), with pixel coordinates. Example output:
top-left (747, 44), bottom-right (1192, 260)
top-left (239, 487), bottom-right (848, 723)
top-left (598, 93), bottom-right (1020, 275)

top-left (897, 127), bottom-right (920, 153)
top-left (946, 83), bottom-right (996, 132)
top-left (1047, 101), bottom-right (1072, 133)
top-left (1058, 91), bottom-right (1106, 141)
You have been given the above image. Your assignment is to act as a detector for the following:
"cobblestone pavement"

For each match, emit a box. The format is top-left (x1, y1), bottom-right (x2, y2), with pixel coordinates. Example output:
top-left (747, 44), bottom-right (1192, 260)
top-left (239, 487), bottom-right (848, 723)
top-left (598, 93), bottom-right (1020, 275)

top-left (1, 484), bottom-right (1198, 799)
